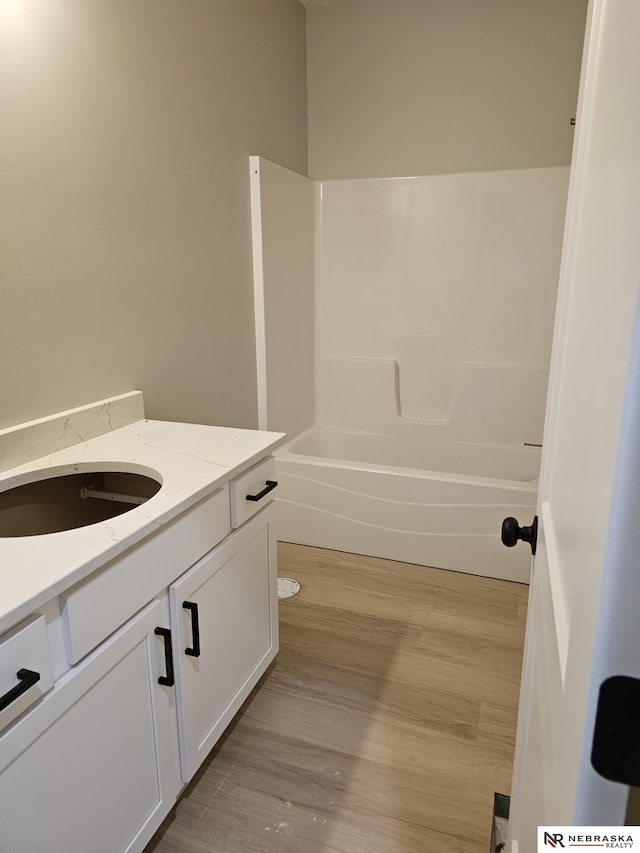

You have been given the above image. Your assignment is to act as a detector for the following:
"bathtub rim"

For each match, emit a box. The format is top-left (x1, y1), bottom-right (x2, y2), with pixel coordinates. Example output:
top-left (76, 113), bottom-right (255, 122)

top-left (276, 427), bottom-right (539, 494)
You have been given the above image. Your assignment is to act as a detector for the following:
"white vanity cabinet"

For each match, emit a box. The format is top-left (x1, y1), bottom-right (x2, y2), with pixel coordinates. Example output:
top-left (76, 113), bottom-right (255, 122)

top-left (171, 504), bottom-right (278, 781)
top-left (0, 449), bottom-right (281, 853)
top-left (0, 598), bottom-right (181, 853)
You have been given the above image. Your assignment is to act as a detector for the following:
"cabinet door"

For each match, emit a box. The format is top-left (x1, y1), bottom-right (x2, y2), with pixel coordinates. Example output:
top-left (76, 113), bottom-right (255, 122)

top-left (0, 599), bottom-right (181, 853)
top-left (170, 505), bottom-right (278, 781)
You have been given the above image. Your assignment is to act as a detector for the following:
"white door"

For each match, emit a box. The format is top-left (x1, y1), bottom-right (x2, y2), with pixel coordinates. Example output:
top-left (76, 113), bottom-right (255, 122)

top-left (508, 1), bottom-right (640, 850)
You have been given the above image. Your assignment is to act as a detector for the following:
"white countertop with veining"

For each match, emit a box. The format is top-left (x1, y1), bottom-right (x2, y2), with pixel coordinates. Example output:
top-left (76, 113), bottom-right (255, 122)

top-left (0, 412), bottom-right (285, 635)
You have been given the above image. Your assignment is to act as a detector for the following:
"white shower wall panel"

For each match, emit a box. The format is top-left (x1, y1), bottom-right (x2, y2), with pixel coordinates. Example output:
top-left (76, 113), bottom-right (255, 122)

top-left (321, 357), bottom-right (550, 444)
top-left (315, 167), bottom-right (570, 440)
top-left (250, 157), bottom-right (314, 439)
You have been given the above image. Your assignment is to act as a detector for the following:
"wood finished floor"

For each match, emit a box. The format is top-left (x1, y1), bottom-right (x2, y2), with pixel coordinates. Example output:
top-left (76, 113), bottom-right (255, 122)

top-left (146, 544), bottom-right (528, 853)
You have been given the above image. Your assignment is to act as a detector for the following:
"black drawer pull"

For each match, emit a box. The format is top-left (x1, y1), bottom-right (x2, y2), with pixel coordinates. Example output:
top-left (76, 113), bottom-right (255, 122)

top-left (154, 627), bottom-right (174, 687)
top-left (245, 480), bottom-right (278, 502)
top-left (182, 601), bottom-right (201, 657)
top-left (0, 668), bottom-right (41, 712)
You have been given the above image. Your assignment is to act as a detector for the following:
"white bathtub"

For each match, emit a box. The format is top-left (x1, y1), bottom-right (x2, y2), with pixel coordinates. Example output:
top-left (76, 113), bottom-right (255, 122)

top-left (274, 427), bottom-right (539, 583)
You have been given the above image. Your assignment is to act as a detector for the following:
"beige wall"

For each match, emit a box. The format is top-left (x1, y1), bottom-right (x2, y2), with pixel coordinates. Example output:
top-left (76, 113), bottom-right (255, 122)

top-left (307, 0), bottom-right (588, 179)
top-left (0, 0), bottom-right (307, 430)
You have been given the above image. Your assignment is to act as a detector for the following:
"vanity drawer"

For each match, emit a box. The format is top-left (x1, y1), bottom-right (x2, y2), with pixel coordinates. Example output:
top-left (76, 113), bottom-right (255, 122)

top-left (61, 487), bottom-right (231, 664)
top-left (229, 457), bottom-right (277, 528)
top-left (0, 615), bottom-right (54, 734)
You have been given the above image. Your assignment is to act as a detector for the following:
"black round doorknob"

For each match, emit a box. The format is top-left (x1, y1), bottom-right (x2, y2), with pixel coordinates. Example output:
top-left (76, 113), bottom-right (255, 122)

top-left (501, 515), bottom-right (538, 555)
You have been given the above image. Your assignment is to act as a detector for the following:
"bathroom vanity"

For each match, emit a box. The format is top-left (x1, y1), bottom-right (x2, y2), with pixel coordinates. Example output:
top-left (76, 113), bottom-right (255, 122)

top-left (0, 392), bottom-right (285, 852)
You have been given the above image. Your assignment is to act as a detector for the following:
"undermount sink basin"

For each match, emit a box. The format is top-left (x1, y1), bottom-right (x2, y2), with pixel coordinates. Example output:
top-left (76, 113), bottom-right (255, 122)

top-left (0, 468), bottom-right (162, 538)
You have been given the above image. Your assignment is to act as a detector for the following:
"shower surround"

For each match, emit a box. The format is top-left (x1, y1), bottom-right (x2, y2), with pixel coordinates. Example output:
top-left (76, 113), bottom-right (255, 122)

top-left (251, 159), bottom-right (570, 581)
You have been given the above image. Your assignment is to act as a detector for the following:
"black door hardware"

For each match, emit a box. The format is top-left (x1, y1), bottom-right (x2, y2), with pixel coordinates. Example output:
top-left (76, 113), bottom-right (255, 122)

top-left (0, 668), bottom-right (41, 712)
top-left (154, 627), bottom-right (175, 687)
top-left (245, 480), bottom-right (278, 502)
top-left (592, 675), bottom-right (640, 787)
top-left (501, 515), bottom-right (538, 555)
top-left (183, 601), bottom-right (201, 658)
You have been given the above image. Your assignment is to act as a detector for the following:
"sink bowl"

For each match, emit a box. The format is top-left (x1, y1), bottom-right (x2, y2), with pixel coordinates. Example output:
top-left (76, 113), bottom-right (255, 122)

top-left (0, 468), bottom-right (162, 537)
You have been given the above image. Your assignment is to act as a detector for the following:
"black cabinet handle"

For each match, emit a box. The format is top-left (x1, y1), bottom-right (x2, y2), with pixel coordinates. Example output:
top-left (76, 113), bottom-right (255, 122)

top-left (0, 668), bottom-right (41, 712)
top-left (245, 480), bottom-right (278, 502)
top-left (182, 601), bottom-right (201, 658)
top-left (154, 627), bottom-right (174, 687)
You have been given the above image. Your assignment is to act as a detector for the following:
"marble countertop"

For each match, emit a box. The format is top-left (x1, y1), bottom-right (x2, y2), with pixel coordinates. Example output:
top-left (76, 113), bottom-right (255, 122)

top-left (0, 416), bottom-right (285, 635)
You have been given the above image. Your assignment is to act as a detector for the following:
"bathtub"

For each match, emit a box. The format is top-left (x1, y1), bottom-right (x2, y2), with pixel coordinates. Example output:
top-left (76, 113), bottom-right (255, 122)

top-left (274, 427), bottom-right (539, 583)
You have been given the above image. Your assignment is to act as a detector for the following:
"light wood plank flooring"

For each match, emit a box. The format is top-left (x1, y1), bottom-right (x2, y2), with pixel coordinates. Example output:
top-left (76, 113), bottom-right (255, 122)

top-left (147, 544), bottom-right (528, 853)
